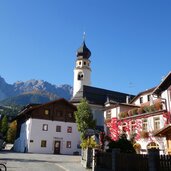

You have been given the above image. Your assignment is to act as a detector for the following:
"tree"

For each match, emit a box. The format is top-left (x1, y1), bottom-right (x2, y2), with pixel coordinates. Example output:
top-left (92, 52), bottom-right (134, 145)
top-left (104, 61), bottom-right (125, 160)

top-left (1, 115), bottom-right (8, 138)
top-left (74, 98), bottom-right (96, 140)
top-left (7, 120), bottom-right (17, 143)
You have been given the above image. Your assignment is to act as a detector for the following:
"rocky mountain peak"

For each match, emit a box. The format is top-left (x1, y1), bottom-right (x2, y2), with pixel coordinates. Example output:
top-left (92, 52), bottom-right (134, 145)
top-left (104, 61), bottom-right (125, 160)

top-left (0, 75), bottom-right (73, 104)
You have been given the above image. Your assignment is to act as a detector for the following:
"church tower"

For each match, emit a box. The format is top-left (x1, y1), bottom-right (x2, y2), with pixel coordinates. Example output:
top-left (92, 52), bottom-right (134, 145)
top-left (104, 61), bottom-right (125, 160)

top-left (73, 38), bottom-right (91, 97)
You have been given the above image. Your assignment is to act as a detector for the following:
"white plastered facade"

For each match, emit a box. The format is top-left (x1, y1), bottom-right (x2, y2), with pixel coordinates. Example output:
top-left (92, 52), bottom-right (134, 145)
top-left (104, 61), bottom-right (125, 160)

top-left (14, 118), bottom-right (81, 154)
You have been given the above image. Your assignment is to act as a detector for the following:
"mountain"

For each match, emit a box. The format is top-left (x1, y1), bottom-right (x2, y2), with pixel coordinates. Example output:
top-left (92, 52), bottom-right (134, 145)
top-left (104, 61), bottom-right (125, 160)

top-left (0, 91), bottom-right (58, 106)
top-left (0, 76), bottom-right (16, 100)
top-left (13, 79), bottom-right (72, 100)
top-left (0, 76), bottom-right (73, 106)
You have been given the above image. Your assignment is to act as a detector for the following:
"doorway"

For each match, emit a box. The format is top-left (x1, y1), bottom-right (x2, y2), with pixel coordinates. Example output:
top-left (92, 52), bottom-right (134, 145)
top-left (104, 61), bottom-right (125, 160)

top-left (54, 141), bottom-right (60, 154)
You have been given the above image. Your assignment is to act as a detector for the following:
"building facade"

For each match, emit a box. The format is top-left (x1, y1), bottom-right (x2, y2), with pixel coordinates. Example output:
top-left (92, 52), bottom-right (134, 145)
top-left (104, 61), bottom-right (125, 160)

top-left (71, 40), bottom-right (135, 131)
top-left (14, 98), bottom-right (81, 154)
top-left (104, 72), bottom-right (171, 154)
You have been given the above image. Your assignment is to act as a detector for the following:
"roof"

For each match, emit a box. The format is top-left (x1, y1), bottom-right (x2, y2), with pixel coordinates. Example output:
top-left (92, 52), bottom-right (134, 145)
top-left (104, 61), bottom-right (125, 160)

top-left (105, 103), bottom-right (139, 110)
top-left (153, 124), bottom-right (171, 137)
top-left (15, 98), bottom-right (76, 120)
top-left (76, 41), bottom-right (91, 59)
top-left (71, 85), bottom-right (135, 106)
top-left (130, 87), bottom-right (156, 103)
top-left (152, 71), bottom-right (171, 95)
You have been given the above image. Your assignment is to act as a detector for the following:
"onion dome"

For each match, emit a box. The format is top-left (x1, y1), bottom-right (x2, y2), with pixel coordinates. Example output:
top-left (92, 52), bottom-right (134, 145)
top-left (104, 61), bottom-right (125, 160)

top-left (76, 41), bottom-right (91, 59)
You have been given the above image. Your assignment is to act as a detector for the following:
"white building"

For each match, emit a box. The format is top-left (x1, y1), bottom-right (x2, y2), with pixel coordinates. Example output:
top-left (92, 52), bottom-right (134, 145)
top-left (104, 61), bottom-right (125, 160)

top-left (71, 39), bottom-right (134, 131)
top-left (104, 72), bottom-right (171, 154)
top-left (14, 98), bottom-right (81, 154)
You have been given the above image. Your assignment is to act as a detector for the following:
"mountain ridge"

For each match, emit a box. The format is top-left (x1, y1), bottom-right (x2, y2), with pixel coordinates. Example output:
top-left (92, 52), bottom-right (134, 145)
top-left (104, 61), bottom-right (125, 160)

top-left (0, 75), bottom-right (73, 105)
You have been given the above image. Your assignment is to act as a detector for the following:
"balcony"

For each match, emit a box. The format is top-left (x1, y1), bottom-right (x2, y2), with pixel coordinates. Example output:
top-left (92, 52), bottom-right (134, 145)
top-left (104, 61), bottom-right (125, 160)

top-left (118, 100), bottom-right (167, 120)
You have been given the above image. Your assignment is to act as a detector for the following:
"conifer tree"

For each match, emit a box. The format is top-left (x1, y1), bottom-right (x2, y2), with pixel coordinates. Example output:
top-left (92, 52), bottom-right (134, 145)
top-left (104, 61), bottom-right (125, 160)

top-left (1, 115), bottom-right (8, 138)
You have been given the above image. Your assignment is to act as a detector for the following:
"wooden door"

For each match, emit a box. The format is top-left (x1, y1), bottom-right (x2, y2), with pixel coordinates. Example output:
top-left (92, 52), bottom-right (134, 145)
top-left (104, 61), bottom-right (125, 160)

top-left (54, 141), bottom-right (60, 154)
top-left (167, 139), bottom-right (171, 154)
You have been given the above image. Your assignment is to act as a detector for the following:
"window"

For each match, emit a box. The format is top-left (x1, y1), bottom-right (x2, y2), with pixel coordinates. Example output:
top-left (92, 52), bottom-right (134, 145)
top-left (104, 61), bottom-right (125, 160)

top-left (66, 141), bottom-right (71, 148)
top-left (106, 110), bottom-right (111, 119)
top-left (147, 142), bottom-right (159, 149)
top-left (131, 120), bottom-right (136, 133)
top-left (57, 111), bottom-right (63, 117)
top-left (140, 97), bottom-right (143, 104)
top-left (84, 61), bottom-right (86, 65)
top-left (78, 73), bottom-right (84, 80)
top-left (30, 140), bottom-right (34, 143)
top-left (147, 95), bottom-right (151, 102)
top-left (41, 140), bottom-right (47, 147)
top-left (79, 61), bottom-right (81, 65)
top-left (42, 124), bottom-right (48, 131)
top-left (122, 123), bottom-right (127, 133)
top-left (45, 109), bottom-right (49, 115)
top-left (68, 113), bottom-right (73, 118)
top-left (154, 117), bottom-right (160, 130)
top-left (67, 126), bottom-right (72, 133)
top-left (56, 125), bottom-right (61, 132)
top-left (142, 119), bottom-right (148, 131)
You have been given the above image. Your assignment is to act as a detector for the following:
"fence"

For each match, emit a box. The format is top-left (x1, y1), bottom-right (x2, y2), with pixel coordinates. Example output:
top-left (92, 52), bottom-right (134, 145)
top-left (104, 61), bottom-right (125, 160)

top-left (159, 155), bottom-right (171, 171)
top-left (92, 149), bottom-right (171, 171)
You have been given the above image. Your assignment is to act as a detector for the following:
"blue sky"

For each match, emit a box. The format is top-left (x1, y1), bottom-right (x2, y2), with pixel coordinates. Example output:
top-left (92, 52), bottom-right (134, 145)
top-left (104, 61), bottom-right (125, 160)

top-left (0, 0), bottom-right (171, 95)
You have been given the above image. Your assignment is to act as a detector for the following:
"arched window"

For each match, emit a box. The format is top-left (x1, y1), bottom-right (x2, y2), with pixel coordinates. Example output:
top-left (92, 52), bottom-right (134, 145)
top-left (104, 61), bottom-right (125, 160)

top-left (78, 72), bottom-right (84, 80)
top-left (147, 142), bottom-right (159, 149)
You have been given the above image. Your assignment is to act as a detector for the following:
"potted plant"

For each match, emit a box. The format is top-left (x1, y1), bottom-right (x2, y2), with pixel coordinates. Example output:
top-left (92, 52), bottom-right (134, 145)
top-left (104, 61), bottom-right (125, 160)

top-left (140, 131), bottom-right (149, 138)
top-left (131, 108), bottom-right (138, 115)
top-left (128, 110), bottom-right (132, 116)
top-left (137, 107), bottom-right (144, 114)
top-left (133, 143), bottom-right (141, 154)
top-left (154, 101), bottom-right (162, 110)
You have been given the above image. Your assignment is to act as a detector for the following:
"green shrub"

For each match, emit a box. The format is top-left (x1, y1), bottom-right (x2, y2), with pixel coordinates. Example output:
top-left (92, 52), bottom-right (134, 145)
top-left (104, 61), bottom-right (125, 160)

top-left (107, 134), bottom-right (135, 153)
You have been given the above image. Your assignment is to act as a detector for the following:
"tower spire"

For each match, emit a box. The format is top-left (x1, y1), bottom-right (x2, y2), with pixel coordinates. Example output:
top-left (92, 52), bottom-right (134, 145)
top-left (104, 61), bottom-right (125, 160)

top-left (83, 32), bottom-right (86, 42)
top-left (73, 35), bottom-right (91, 97)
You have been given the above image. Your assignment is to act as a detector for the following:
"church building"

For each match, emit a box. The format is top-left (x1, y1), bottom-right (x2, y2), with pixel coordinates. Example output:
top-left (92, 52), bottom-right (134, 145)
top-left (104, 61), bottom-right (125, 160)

top-left (71, 38), bottom-right (135, 131)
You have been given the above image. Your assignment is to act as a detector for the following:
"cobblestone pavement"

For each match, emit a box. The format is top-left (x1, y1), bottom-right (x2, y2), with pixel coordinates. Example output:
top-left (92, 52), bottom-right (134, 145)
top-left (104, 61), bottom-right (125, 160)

top-left (0, 151), bottom-right (91, 171)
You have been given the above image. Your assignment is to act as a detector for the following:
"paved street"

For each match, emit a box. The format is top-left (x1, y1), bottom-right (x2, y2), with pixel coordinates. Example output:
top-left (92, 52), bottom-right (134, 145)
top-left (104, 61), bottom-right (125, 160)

top-left (0, 151), bottom-right (90, 171)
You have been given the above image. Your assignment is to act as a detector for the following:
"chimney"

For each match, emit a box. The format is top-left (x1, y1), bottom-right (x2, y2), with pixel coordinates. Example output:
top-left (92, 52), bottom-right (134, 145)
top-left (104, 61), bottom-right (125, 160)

top-left (126, 96), bottom-right (130, 104)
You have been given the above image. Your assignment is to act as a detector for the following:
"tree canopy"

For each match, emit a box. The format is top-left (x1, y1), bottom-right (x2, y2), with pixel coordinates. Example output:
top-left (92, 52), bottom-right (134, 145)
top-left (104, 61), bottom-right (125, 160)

top-left (7, 120), bottom-right (17, 143)
top-left (74, 98), bottom-right (96, 140)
